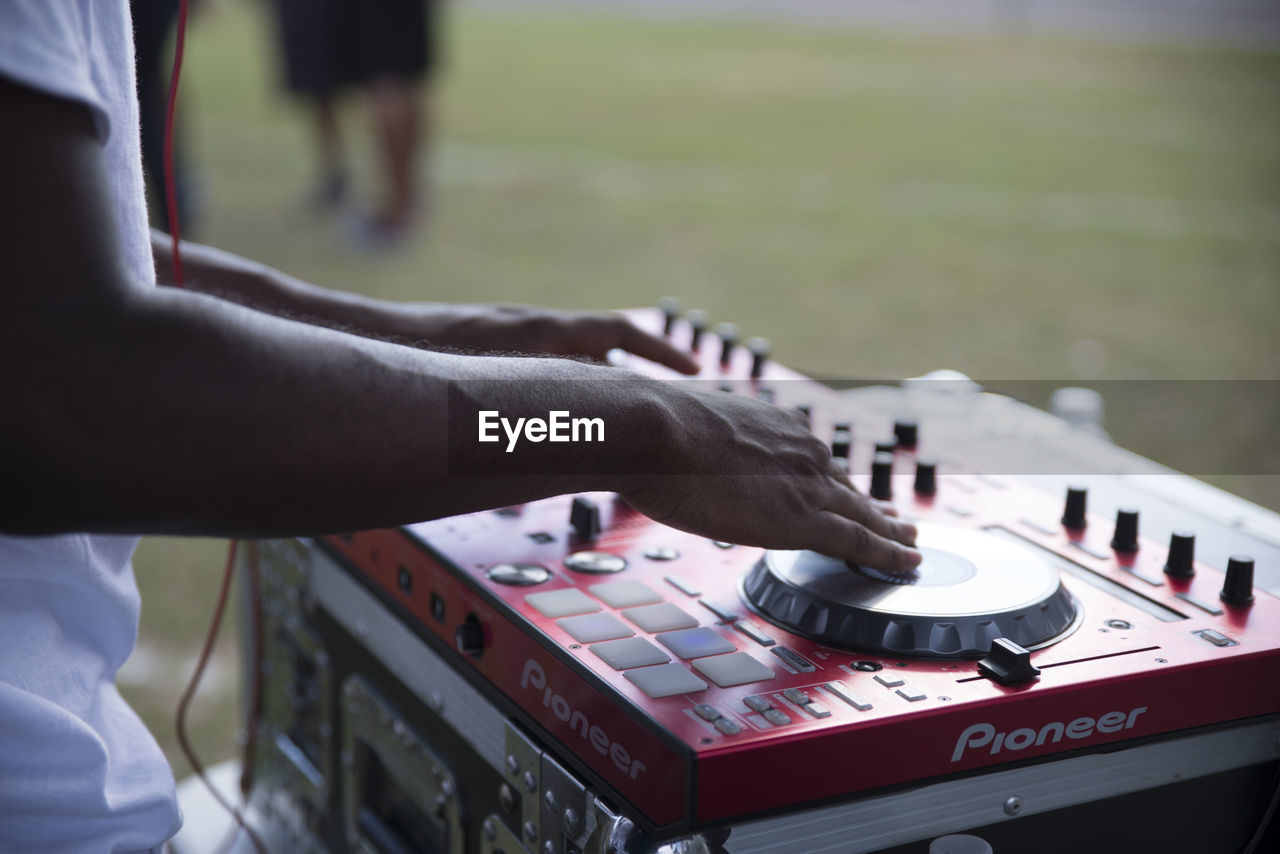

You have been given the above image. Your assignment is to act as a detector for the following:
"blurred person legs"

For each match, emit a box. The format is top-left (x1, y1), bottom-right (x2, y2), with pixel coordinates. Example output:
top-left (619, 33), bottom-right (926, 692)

top-left (132, 0), bottom-right (198, 234)
top-left (273, 0), bottom-right (350, 212)
top-left (345, 0), bottom-right (440, 248)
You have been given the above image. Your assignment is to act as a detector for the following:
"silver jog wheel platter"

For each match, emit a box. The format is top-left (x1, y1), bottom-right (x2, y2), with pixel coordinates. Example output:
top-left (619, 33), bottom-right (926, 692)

top-left (741, 523), bottom-right (1080, 658)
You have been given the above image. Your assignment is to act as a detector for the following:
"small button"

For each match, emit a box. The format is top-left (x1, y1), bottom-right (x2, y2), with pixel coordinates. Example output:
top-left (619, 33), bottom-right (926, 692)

top-left (782, 688), bottom-right (811, 706)
top-left (656, 627), bottom-right (736, 660)
top-left (873, 672), bottom-right (905, 688)
top-left (1194, 629), bottom-right (1237, 647)
top-left (735, 621), bottom-right (777, 647)
top-left (698, 599), bottom-right (739, 622)
top-left (692, 653), bottom-right (775, 688)
top-left (770, 646), bottom-right (817, 673)
top-left (624, 663), bottom-right (708, 699)
top-left (712, 541), bottom-right (735, 550)
top-left (802, 701), bottom-right (832, 719)
top-left (664, 575), bottom-right (700, 596)
top-left (622, 603), bottom-right (699, 633)
top-left (527, 532), bottom-right (555, 544)
top-left (823, 681), bottom-right (872, 711)
top-left (589, 580), bottom-right (663, 608)
top-left (895, 686), bottom-right (927, 702)
top-left (763, 708), bottom-right (790, 726)
top-left (526, 588), bottom-right (601, 618)
top-left (557, 613), bottom-right (634, 644)
top-left (743, 695), bottom-right (772, 713)
top-left (646, 547), bottom-right (681, 561)
top-left (714, 717), bottom-right (742, 735)
top-left (694, 703), bottom-right (722, 722)
top-left (589, 637), bottom-right (670, 670)
top-left (564, 551), bottom-right (627, 574)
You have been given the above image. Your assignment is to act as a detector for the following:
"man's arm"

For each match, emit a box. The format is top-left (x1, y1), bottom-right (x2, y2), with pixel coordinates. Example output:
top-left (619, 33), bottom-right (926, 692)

top-left (152, 232), bottom-right (701, 373)
top-left (0, 78), bottom-right (918, 570)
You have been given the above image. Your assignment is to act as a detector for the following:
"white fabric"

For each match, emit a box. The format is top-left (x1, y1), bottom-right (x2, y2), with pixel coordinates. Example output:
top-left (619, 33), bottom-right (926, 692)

top-left (0, 2), bottom-right (178, 851)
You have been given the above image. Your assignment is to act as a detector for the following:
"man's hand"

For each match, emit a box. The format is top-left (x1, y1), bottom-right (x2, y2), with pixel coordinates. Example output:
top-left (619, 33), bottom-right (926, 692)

top-left (621, 388), bottom-right (922, 572)
top-left (393, 303), bottom-right (701, 375)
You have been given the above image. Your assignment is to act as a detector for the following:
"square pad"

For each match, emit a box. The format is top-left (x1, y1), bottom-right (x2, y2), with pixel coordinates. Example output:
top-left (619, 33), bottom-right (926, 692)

top-left (525, 588), bottom-right (600, 618)
top-left (624, 663), bottom-right (709, 698)
top-left (656, 627), bottom-right (737, 660)
top-left (589, 580), bottom-right (664, 609)
top-left (622, 603), bottom-right (699, 633)
top-left (557, 613), bottom-right (634, 644)
top-left (590, 637), bottom-right (670, 670)
top-left (692, 653), bottom-right (775, 688)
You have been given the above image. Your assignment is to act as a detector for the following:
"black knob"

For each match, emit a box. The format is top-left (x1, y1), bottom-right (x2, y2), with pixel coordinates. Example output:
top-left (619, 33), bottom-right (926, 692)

top-left (658, 296), bottom-right (681, 336)
top-left (893, 420), bottom-right (918, 449)
top-left (870, 452), bottom-right (894, 500)
top-left (1111, 508), bottom-right (1140, 552)
top-left (716, 323), bottom-right (739, 367)
top-left (748, 337), bottom-right (770, 379)
top-left (914, 460), bottom-right (937, 497)
top-left (570, 496), bottom-right (601, 542)
top-left (455, 614), bottom-right (485, 658)
top-left (1062, 486), bottom-right (1088, 529)
top-left (1163, 530), bottom-right (1196, 578)
top-left (831, 428), bottom-right (852, 459)
top-left (687, 310), bottom-right (709, 351)
top-left (1220, 555), bottom-right (1255, 606)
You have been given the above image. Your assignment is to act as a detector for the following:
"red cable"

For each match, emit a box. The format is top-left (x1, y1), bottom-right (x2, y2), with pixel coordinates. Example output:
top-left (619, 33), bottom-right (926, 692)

top-left (162, 3), bottom-right (265, 851)
top-left (163, 0), bottom-right (188, 287)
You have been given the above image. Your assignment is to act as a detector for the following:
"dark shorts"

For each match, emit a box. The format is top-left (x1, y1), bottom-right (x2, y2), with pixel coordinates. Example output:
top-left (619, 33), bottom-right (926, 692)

top-left (275, 0), bottom-right (439, 96)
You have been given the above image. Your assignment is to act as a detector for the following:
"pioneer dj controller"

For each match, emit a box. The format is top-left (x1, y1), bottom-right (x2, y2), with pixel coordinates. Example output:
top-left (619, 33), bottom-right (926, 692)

top-left (237, 305), bottom-right (1280, 854)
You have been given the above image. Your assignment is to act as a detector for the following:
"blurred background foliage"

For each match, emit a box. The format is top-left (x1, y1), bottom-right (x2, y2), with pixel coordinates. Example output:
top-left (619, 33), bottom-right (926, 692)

top-left (119, 0), bottom-right (1279, 779)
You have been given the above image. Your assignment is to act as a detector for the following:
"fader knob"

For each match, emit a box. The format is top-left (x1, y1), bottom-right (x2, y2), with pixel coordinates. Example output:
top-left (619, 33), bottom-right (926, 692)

top-left (570, 496), bottom-right (601, 542)
top-left (687, 310), bottom-right (709, 351)
top-left (658, 296), bottom-right (681, 336)
top-left (748, 337), bottom-right (771, 379)
top-left (1163, 531), bottom-right (1196, 579)
top-left (716, 323), bottom-right (739, 367)
top-left (870, 452), bottom-right (894, 500)
top-left (875, 437), bottom-right (899, 455)
top-left (1062, 486), bottom-right (1088, 529)
top-left (1111, 508), bottom-right (1140, 552)
top-left (894, 420), bottom-right (918, 449)
top-left (914, 460), bottom-right (937, 497)
top-left (830, 428), bottom-right (852, 459)
top-left (1220, 555), bottom-right (1255, 606)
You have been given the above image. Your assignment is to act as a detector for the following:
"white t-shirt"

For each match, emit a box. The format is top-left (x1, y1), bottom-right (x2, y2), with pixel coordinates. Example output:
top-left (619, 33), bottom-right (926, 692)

top-left (0, 2), bottom-right (179, 851)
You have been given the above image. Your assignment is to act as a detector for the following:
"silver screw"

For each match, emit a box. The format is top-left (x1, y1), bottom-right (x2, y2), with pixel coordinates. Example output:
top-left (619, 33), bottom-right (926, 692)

top-left (544, 843), bottom-right (556, 854)
top-left (523, 771), bottom-right (537, 793)
top-left (499, 783), bottom-right (516, 813)
top-left (430, 690), bottom-right (445, 712)
top-left (543, 790), bottom-right (558, 812)
top-left (482, 818), bottom-right (496, 841)
top-left (524, 820), bottom-right (538, 842)
top-left (506, 755), bottom-right (520, 775)
top-left (563, 808), bottom-right (581, 835)
top-left (1003, 795), bottom-right (1023, 816)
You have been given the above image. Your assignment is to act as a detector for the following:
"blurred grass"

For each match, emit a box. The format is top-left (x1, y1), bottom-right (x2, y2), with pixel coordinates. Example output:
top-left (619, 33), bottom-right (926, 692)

top-left (122, 1), bottom-right (1279, 775)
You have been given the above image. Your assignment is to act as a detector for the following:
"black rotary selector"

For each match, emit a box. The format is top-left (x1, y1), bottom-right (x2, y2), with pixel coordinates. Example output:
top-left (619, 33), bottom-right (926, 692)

top-left (1062, 486), bottom-right (1088, 529)
top-left (748, 337), bottom-right (771, 379)
top-left (716, 323), bottom-right (739, 367)
top-left (870, 452), bottom-right (894, 500)
top-left (1164, 531), bottom-right (1196, 578)
top-left (914, 460), bottom-right (937, 497)
top-left (894, 420), bottom-right (918, 449)
top-left (1111, 508), bottom-right (1140, 552)
top-left (875, 437), bottom-right (899, 455)
top-left (1220, 555), bottom-right (1256, 606)
top-left (831, 425), bottom-right (852, 459)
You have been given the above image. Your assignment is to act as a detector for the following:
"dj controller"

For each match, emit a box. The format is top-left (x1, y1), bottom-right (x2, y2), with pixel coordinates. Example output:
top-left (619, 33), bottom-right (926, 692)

top-left (238, 306), bottom-right (1280, 854)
